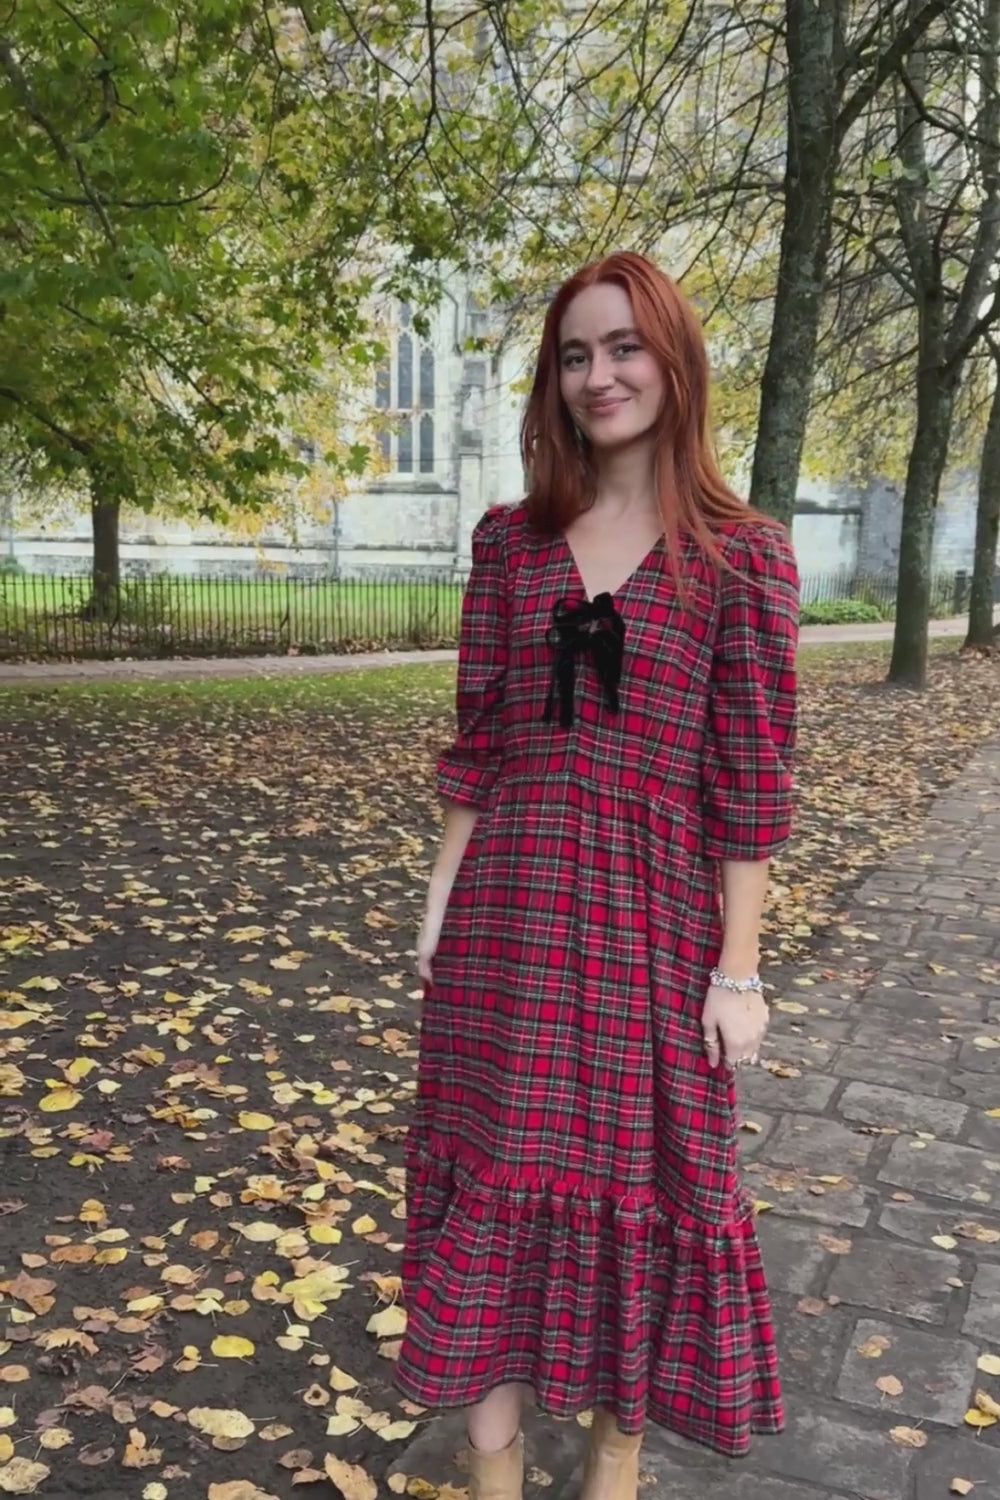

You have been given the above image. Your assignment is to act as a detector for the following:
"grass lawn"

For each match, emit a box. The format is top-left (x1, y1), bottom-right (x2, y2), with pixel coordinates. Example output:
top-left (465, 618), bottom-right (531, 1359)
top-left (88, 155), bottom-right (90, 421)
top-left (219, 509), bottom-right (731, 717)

top-left (1, 637), bottom-right (998, 1497)
top-left (0, 575), bottom-right (465, 659)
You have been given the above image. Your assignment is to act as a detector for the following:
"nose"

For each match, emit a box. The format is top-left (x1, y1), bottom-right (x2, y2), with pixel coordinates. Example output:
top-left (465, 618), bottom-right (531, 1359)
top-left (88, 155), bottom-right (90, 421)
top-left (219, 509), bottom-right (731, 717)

top-left (583, 351), bottom-right (615, 391)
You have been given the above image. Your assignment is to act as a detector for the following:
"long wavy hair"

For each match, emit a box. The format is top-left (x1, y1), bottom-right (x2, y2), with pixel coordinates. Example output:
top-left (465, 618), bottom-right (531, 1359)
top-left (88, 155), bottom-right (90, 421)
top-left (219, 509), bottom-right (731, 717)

top-left (520, 252), bottom-right (780, 574)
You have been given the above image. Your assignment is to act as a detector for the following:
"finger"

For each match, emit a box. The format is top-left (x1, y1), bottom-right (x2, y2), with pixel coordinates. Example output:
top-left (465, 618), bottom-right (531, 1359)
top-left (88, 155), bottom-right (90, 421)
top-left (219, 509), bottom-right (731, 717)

top-left (702, 1026), bottom-right (721, 1065)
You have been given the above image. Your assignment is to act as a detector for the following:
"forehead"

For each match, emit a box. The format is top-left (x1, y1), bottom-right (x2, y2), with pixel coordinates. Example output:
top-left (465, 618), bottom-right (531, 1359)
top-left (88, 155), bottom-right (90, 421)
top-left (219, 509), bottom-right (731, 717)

top-left (558, 281), bottom-right (635, 345)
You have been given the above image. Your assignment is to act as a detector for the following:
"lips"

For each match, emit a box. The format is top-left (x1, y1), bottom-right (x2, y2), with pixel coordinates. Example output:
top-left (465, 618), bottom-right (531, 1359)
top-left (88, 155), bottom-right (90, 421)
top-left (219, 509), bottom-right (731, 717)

top-left (588, 398), bottom-right (626, 415)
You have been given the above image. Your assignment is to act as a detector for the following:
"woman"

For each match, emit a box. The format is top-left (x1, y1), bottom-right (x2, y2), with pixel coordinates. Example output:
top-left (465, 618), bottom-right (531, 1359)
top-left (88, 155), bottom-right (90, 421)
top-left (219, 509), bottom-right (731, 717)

top-left (397, 252), bottom-right (799, 1500)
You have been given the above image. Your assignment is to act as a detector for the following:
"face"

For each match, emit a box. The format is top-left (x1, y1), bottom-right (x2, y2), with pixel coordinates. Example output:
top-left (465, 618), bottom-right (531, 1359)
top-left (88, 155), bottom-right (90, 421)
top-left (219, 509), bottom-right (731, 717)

top-left (557, 281), bottom-right (665, 452)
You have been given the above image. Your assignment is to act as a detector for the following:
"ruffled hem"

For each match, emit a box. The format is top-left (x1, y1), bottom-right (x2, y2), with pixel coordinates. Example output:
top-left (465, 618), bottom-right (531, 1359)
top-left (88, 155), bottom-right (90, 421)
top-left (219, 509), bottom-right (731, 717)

top-left (396, 1137), bottom-right (783, 1456)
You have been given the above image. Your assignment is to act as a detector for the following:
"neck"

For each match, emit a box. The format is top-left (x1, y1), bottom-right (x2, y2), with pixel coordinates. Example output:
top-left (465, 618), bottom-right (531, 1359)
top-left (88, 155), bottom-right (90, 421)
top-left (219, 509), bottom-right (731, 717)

top-left (590, 440), bottom-right (663, 518)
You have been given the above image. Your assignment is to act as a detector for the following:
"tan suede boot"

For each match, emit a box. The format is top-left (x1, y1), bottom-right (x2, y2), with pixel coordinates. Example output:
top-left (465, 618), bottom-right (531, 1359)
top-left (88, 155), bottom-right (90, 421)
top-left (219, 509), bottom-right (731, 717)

top-left (579, 1407), bottom-right (643, 1500)
top-left (467, 1428), bottom-right (524, 1500)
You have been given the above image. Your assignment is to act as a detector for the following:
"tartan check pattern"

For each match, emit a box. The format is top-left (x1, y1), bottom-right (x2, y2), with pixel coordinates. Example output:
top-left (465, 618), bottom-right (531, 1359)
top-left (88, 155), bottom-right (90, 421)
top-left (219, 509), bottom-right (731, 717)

top-left (397, 502), bottom-right (799, 1455)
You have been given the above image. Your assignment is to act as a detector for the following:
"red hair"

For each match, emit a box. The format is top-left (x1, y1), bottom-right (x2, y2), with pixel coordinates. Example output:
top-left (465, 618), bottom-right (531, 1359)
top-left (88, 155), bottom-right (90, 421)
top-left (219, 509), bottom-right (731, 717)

top-left (520, 251), bottom-right (780, 574)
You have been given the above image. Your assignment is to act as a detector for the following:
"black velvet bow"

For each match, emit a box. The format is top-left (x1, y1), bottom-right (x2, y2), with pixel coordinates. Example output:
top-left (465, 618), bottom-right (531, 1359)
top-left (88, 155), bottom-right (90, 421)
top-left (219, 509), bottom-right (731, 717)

top-left (542, 592), bottom-right (626, 728)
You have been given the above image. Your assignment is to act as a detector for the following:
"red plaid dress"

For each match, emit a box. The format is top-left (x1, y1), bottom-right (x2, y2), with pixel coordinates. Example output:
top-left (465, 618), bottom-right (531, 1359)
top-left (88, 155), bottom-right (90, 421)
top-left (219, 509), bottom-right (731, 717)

top-left (397, 501), bottom-right (799, 1455)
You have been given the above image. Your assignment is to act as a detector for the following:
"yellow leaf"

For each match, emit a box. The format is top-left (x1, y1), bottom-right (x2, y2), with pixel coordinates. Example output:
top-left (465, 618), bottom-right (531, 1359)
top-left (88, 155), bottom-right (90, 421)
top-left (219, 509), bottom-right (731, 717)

top-left (21, 976), bottom-right (59, 991)
top-left (211, 1336), bottom-right (255, 1360)
top-left (950, 1481), bottom-right (975, 1496)
top-left (208, 1485), bottom-right (281, 1500)
top-left (237, 1113), bottom-right (276, 1131)
top-left (187, 1407), bottom-right (255, 1440)
top-left (329, 1366), bottom-right (359, 1392)
top-left (143, 1485), bottom-right (169, 1500)
top-left (224, 927), bottom-right (269, 942)
top-left (309, 1225), bottom-right (343, 1245)
top-left (964, 1408), bottom-right (998, 1429)
top-left (977, 1353), bottom-right (1000, 1375)
top-left (324, 1454), bottom-right (377, 1500)
top-left (0, 1458), bottom-right (50, 1493)
top-left (974, 1388), bottom-right (1000, 1418)
top-left (236, 1221), bottom-right (281, 1242)
top-left (931, 1235), bottom-right (958, 1250)
top-left (325, 1412), bottom-right (361, 1435)
top-left (375, 1421), bottom-right (417, 1442)
top-left (366, 1304), bottom-right (407, 1340)
top-left (889, 1426), bottom-right (927, 1448)
top-left (0, 1370), bottom-right (29, 1385)
top-left (38, 1088), bottom-right (82, 1113)
top-left (753, 1200), bottom-right (774, 1213)
top-left (64, 1058), bottom-right (98, 1083)
top-left (0, 1441), bottom-right (11, 1465)
top-left (352, 1215), bottom-right (377, 1236)
top-left (93, 1247), bottom-right (128, 1266)
top-left (36, 1427), bottom-right (72, 1452)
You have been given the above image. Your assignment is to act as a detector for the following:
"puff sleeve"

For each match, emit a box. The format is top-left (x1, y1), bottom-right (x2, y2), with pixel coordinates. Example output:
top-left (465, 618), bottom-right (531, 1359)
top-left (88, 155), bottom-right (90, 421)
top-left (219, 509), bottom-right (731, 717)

top-left (702, 525), bottom-right (799, 861)
top-left (436, 507), bottom-right (509, 808)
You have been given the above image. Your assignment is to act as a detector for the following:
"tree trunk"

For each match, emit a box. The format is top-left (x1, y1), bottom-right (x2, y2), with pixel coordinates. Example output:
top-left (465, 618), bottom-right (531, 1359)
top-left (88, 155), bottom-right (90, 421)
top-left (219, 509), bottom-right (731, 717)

top-left (965, 364), bottom-right (1000, 647)
top-left (748, 0), bottom-right (844, 525)
top-left (89, 478), bottom-right (121, 621)
top-left (887, 365), bottom-right (957, 687)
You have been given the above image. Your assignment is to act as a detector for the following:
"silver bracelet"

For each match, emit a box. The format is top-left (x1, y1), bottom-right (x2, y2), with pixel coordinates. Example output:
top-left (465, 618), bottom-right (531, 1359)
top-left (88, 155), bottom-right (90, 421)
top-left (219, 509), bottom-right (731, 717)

top-left (710, 967), bottom-right (765, 996)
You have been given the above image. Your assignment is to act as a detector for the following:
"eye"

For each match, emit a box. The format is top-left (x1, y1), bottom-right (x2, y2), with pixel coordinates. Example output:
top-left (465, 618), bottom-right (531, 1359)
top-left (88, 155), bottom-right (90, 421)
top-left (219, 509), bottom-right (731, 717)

top-left (561, 351), bottom-right (586, 369)
top-left (613, 342), bottom-right (641, 358)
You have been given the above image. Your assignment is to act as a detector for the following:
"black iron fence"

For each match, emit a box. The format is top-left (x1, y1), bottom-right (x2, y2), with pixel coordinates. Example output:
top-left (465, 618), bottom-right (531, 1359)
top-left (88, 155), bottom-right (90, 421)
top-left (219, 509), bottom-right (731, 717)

top-left (0, 570), bottom-right (466, 662)
top-left (0, 564), bottom-right (992, 662)
top-left (797, 567), bottom-right (980, 624)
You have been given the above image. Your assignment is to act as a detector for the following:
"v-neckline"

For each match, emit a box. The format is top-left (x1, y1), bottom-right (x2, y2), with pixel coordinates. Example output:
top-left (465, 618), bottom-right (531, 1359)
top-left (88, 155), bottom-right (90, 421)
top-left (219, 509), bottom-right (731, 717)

top-left (559, 530), bottom-right (665, 604)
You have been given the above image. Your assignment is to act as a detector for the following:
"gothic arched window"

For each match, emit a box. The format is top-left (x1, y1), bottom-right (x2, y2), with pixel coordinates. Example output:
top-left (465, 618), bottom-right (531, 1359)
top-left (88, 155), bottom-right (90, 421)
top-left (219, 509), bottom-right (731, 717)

top-left (373, 304), bottom-right (436, 476)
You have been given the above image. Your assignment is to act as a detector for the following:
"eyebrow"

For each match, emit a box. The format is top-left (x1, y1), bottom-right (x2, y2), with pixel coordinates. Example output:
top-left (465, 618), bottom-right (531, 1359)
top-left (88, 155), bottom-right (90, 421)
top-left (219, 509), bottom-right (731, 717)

top-left (558, 326), bottom-right (640, 352)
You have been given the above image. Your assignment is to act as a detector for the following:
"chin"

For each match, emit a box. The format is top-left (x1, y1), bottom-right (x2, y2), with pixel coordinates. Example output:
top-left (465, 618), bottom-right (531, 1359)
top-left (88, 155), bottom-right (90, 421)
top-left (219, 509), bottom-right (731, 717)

top-left (585, 420), bottom-right (653, 452)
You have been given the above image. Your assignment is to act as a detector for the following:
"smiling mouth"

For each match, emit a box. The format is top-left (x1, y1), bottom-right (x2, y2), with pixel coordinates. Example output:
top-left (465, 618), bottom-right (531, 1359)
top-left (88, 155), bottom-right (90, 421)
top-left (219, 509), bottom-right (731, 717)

top-left (588, 399), bottom-right (626, 414)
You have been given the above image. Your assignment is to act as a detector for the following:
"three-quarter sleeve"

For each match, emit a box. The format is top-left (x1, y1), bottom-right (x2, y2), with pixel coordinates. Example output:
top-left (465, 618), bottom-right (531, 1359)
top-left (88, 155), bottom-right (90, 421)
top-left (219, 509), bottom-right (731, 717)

top-left (436, 507), bottom-right (509, 808)
top-left (702, 525), bottom-right (799, 861)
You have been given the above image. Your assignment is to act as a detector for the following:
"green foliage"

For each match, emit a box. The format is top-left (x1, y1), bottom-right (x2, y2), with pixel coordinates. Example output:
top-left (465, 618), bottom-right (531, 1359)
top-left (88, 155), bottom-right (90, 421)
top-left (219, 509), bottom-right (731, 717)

top-left (0, 1), bottom-right (531, 537)
top-left (800, 599), bottom-right (884, 625)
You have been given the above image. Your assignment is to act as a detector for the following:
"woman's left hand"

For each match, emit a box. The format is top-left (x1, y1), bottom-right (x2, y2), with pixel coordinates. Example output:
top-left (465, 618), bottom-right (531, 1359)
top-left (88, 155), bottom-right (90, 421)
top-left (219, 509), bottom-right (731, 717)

top-left (701, 984), bottom-right (768, 1071)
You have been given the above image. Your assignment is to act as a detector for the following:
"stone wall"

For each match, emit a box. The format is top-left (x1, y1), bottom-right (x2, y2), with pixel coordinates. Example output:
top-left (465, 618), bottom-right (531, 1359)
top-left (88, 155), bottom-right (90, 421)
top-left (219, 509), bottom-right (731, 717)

top-left (857, 473), bottom-right (980, 578)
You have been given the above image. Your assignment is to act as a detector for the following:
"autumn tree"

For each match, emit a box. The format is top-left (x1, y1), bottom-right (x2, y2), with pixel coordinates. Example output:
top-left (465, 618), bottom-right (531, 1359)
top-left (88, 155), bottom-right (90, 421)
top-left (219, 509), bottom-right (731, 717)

top-left (869, 0), bottom-right (1000, 684)
top-left (965, 341), bottom-right (1000, 648)
top-left (0, 1), bottom-right (533, 613)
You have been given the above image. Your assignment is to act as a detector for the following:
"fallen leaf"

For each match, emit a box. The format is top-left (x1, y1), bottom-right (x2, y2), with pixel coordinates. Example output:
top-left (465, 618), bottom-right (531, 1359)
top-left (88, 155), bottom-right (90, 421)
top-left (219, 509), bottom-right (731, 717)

top-left (876, 1375), bottom-right (904, 1397)
top-left (977, 1353), bottom-right (1000, 1375)
top-left (38, 1088), bottom-right (82, 1113)
top-left (889, 1426), bottom-right (927, 1448)
top-left (36, 1428), bottom-right (73, 1451)
top-left (856, 1334), bottom-right (892, 1358)
top-left (0, 1459), bottom-right (50, 1494)
top-left (324, 1454), bottom-right (377, 1500)
top-left (366, 1304), bottom-right (406, 1339)
top-left (974, 1389), bottom-right (1000, 1418)
top-left (187, 1408), bottom-right (255, 1440)
top-left (211, 1336), bottom-right (255, 1360)
top-left (950, 1481), bottom-right (975, 1496)
top-left (376, 1421), bottom-right (417, 1442)
top-left (237, 1113), bottom-right (276, 1131)
top-left (964, 1408), bottom-right (998, 1429)
top-left (207, 1485), bottom-right (281, 1500)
